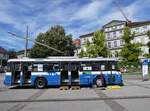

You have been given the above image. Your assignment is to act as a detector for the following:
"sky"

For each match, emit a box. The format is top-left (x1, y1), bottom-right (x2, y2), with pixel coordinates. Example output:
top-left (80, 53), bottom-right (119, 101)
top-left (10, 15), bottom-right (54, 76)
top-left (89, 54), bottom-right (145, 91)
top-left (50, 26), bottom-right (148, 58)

top-left (0, 0), bottom-right (150, 51)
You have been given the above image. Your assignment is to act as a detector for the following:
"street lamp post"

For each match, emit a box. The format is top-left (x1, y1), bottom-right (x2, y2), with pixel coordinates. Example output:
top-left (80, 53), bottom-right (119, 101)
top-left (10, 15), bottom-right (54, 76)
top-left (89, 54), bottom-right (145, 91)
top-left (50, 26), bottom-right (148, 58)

top-left (25, 25), bottom-right (29, 57)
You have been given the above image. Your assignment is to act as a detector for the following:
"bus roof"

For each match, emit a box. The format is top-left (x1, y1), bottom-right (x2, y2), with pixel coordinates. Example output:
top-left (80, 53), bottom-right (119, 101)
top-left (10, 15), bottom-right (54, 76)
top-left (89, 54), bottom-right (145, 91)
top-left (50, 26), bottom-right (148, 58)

top-left (8, 57), bottom-right (119, 62)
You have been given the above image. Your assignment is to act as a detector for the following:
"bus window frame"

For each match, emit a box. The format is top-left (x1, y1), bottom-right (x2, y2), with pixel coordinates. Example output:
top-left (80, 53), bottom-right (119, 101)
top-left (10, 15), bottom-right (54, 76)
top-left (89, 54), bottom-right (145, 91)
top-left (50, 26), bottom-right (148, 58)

top-left (43, 62), bottom-right (60, 72)
top-left (80, 61), bottom-right (100, 71)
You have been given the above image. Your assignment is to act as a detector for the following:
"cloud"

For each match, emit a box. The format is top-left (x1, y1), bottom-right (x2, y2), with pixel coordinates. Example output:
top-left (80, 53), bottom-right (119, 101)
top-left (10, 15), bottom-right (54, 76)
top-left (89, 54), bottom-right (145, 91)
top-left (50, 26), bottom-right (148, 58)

top-left (71, 0), bottom-right (111, 21)
top-left (0, 0), bottom-right (149, 50)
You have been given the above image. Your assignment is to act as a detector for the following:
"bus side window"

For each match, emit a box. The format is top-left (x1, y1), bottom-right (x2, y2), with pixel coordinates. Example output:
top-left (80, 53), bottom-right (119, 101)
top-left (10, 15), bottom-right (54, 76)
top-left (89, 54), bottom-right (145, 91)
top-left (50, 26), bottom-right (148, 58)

top-left (112, 64), bottom-right (115, 70)
top-left (33, 64), bottom-right (38, 72)
top-left (53, 64), bottom-right (60, 71)
top-left (92, 62), bottom-right (99, 71)
top-left (28, 65), bottom-right (32, 71)
top-left (43, 63), bottom-right (60, 72)
top-left (80, 62), bottom-right (92, 71)
top-left (100, 65), bottom-right (105, 71)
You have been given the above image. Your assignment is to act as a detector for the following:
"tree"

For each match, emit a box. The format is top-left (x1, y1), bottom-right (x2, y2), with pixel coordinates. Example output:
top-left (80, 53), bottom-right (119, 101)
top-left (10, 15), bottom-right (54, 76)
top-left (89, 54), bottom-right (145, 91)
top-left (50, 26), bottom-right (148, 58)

top-left (7, 49), bottom-right (17, 59)
top-left (30, 25), bottom-right (75, 58)
top-left (79, 30), bottom-right (109, 57)
top-left (144, 30), bottom-right (150, 57)
top-left (120, 27), bottom-right (141, 66)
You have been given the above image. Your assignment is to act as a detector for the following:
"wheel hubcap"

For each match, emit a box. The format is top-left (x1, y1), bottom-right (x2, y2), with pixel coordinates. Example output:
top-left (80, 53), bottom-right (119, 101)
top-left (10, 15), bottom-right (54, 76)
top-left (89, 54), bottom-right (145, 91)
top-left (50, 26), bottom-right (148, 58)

top-left (96, 79), bottom-right (102, 87)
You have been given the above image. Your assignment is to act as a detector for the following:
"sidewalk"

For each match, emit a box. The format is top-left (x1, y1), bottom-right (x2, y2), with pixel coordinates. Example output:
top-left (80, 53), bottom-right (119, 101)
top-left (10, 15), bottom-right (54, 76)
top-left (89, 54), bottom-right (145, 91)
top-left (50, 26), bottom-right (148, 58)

top-left (0, 73), bottom-right (8, 90)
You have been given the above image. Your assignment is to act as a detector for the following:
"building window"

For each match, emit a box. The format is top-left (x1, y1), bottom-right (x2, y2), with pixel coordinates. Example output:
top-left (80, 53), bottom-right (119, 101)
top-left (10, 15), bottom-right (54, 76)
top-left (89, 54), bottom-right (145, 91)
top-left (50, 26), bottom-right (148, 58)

top-left (120, 39), bottom-right (124, 46)
top-left (114, 41), bottom-right (117, 47)
top-left (106, 33), bottom-right (111, 39)
top-left (113, 32), bottom-right (116, 38)
top-left (108, 42), bottom-right (111, 48)
top-left (119, 30), bottom-right (122, 34)
top-left (143, 26), bottom-right (147, 29)
top-left (105, 28), bottom-right (108, 31)
top-left (83, 38), bottom-right (86, 44)
top-left (143, 26), bottom-right (147, 33)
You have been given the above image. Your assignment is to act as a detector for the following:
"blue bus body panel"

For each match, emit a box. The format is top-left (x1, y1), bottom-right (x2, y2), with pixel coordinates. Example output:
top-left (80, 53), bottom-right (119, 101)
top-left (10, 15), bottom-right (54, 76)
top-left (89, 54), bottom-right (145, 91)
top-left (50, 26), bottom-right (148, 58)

top-left (31, 72), bottom-right (60, 86)
top-left (4, 72), bottom-right (12, 86)
top-left (103, 71), bottom-right (123, 85)
top-left (79, 71), bottom-right (123, 86)
top-left (79, 72), bottom-right (97, 85)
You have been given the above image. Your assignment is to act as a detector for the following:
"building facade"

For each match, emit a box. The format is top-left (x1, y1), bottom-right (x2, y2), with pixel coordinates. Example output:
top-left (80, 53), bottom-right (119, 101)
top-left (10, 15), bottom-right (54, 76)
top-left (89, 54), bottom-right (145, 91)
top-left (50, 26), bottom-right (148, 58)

top-left (0, 47), bottom-right (8, 66)
top-left (72, 39), bottom-right (81, 56)
top-left (17, 49), bottom-right (31, 58)
top-left (103, 20), bottom-right (126, 57)
top-left (79, 20), bottom-right (150, 57)
top-left (80, 32), bottom-right (94, 52)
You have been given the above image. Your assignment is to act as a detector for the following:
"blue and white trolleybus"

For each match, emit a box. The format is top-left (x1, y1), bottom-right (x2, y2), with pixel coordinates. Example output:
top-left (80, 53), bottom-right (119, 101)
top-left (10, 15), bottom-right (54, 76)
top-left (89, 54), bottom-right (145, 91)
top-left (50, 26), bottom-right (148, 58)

top-left (4, 57), bottom-right (123, 88)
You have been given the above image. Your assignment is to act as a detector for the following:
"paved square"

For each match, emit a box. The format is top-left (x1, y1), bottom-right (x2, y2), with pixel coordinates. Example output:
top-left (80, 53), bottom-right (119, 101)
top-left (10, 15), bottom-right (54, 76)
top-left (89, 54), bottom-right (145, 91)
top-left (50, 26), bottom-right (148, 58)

top-left (1, 74), bottom-right (150, 111)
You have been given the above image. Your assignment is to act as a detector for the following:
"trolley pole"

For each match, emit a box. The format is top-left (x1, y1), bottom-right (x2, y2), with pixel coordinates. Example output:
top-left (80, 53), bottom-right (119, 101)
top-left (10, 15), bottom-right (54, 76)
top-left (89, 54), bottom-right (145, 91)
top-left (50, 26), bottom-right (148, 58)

top-left (25, 25), bottom-right (28, 57)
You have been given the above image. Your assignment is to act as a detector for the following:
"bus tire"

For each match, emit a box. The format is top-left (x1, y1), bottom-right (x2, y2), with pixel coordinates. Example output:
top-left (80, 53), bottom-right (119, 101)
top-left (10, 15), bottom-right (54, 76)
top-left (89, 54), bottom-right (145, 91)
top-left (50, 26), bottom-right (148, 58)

top-left (35, 77), bottom-right (47, 89)
top-left (95, 77), bottom-right (106, 87)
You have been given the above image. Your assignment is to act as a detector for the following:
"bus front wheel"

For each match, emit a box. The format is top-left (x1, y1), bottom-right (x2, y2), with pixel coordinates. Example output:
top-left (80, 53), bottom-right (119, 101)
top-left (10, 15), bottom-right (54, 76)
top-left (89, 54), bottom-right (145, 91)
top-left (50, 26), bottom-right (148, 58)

top-left (35, 77), bottom-right (47, 89)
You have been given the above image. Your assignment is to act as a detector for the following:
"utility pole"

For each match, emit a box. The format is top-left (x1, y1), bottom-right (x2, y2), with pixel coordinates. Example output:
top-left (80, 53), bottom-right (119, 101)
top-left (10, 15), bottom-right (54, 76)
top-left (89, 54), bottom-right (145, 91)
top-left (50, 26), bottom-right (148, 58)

top-left (25, 25), bottom-right (28, 57)
top-left (8, 32), bottom-right (64, 54)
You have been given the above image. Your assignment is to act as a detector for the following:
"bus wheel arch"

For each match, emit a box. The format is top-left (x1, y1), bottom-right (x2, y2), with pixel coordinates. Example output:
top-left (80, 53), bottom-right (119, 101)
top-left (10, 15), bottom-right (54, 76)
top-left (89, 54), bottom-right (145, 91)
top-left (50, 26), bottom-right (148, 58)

top-left (93, 75), bottom-right (106, 87)
top-left (34, 77), bottom-right (47, 89)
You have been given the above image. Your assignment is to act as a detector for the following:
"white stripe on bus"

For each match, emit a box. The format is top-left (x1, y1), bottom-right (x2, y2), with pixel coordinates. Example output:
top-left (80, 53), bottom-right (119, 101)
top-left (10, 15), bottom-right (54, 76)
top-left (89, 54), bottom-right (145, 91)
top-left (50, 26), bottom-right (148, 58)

top-left (5, 72), bottom-right (11, 76)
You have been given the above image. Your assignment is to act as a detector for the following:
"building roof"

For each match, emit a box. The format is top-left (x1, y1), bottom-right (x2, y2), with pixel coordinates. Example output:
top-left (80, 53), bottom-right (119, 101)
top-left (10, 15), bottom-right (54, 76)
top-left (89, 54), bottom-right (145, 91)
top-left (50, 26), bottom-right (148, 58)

top-left (72, 39), bottom-right (81, 47)
top-left (79, 20), bottom-right (150, 38)
top-left (17, 49), bottom-right (31, 55)
top-left (103, 20), bottom-right (126, 28)
top-left (79, 32), bottom-right (94, 38)
top-left (128, 20), bottom-right (150, 27)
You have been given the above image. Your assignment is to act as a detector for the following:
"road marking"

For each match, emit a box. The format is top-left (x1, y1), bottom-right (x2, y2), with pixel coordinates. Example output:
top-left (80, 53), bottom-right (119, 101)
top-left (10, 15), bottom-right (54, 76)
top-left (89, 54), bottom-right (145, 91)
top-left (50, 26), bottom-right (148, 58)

top-left (94, 88), bottom-right (128, 111)
top-left (7, 89), bottom-right (47, 111)
top-left (1, 95), bottom-right (150, 103)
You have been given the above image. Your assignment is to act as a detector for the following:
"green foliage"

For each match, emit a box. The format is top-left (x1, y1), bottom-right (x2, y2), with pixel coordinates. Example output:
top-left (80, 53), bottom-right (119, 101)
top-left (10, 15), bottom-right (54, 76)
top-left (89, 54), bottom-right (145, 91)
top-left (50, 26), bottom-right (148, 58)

top-left (122, 27), bottom-right (135, 43)
top-left (78, 49), bottom-right (86, 57)
top-left (30, 25), bottom-right (75, 58)
top-left (79, 30), bottom-right (109, 57)
top-left (120, 27), bottom-right (142, 66)
top-left (146, 30), bottom-right (150, 56)
top-left (147, 30), bottom-right (150, 39)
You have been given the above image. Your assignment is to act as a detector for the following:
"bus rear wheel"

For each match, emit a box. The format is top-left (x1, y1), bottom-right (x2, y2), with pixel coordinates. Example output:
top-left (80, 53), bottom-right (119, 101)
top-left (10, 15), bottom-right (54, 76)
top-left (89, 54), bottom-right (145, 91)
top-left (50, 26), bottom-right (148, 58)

top-left (35, 77), bottom-right (47, 89)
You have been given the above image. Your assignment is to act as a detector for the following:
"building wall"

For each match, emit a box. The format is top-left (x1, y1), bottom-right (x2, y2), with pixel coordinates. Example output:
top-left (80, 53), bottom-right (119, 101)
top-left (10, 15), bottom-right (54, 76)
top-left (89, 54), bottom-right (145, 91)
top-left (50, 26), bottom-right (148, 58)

top-left (80, 35), bottom-right (93, 52)
top-left (79, 20), bottom-right (150, 57)
top-left (103, 21), bottom-right (126, 57)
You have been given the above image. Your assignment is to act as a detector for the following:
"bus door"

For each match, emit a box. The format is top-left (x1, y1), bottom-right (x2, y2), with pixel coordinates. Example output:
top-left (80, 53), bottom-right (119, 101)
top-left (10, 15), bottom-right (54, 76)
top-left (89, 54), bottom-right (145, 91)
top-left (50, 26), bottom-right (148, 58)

top-left (21, 62), bottom-right (32, 85)
top-left (11, 62), bottom-right (22, 85)
top-left (80, 62), bottom-right (93, 85)
top-left (70, 62), bottom-right (80, 86)
top-left (44, 62), bottom-right (60, 85)
top-left (60, 62), bottom-right (69, 86)
top-left (107, 61), bottom-right (115, 84)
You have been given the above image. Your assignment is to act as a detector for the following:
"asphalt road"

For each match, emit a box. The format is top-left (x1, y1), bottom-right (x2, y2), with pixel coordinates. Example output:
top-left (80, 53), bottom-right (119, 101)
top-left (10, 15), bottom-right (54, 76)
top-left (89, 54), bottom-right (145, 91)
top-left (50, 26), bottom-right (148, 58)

top-left (1, 73), bottom-right (150, 111)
